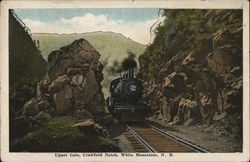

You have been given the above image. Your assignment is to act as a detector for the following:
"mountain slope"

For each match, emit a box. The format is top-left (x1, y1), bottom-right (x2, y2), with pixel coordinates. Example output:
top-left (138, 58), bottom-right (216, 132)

top-left (32, 32), bottom-right (146, 97)
top-left (9, 10), bottom-right (47, 119)
top-left (138, 9), bottom-right (242, 142)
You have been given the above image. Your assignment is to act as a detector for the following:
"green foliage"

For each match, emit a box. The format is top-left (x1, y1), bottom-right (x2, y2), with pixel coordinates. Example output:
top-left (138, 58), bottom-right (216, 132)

top-left (10, 78), bottom-right (41, 115)
top-left (138, 9), bottom-right (242, 81)
top-left (11, 116), bottom-right (83, 151)
top-left (163, 10), bottom-right (207, 33)
top-left (9, 11), bottom-right (47, 116)
top-left (11, 116), bottom-right (118, 152)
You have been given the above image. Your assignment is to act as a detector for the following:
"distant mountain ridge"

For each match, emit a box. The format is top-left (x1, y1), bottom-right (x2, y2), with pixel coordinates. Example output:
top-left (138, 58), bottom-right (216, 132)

top-left (32, 31), bottom-right (146, 97)
top-left (32, 31), bottom-right (145, 61)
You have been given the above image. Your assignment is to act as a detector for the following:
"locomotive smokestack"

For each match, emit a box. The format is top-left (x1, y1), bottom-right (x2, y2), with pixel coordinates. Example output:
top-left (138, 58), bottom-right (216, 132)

top-left (129, 68), bottom-right (134, 78)
top-left (121, 51), bottom-right (137, 72)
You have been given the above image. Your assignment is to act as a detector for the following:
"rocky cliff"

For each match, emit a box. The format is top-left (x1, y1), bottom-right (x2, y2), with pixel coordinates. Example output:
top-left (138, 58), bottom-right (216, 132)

top-left (11, 38), bottom-right (119, 152)
top-left (36, 38), bottom-right (106, 120)
top-left (139, 10), bottom-right (242, 138)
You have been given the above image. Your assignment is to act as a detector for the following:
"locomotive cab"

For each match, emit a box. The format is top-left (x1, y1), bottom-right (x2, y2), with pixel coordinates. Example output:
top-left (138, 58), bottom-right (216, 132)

top-left (107, 68), bottom-right (147, 121)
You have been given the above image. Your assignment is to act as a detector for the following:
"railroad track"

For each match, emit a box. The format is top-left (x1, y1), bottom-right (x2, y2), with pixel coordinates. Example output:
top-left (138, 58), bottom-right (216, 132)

top-left (123, 122), bottom-right (209, 153)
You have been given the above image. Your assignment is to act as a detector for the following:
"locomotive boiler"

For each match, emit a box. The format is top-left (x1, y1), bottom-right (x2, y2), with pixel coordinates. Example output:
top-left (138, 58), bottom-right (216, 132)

top-left (107, 68), bottom-right (147, 121)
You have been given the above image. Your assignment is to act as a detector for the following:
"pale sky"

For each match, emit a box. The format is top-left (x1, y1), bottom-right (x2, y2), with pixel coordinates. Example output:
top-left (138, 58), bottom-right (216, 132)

top-left (14, 8), bottom-right (164, 44)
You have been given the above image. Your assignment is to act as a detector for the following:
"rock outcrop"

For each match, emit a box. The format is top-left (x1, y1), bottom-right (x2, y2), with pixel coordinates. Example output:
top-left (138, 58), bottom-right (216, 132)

top-left (32, 38), bottom-right (105, 120)
top-left (11, 38), bottom-right (120, 152)
top-left (139, 10), bottom-right (242, 138)
top-left (12, 38), bottom-right (108, 138)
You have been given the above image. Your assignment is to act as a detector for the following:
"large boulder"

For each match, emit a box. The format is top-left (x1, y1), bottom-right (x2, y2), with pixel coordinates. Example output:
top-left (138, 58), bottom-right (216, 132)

top-left (17, 38), bottom-right (106, 131)
top-left (11, 39), bottom-right (121, 152)
top-left (72, 119), bottom-right (107, 137)
top-left (54, 86), bottom-right (73, 115)
top-left (34, 38), bottom-right (106, 119)
top-left (74, 71), bottom-right (100, 106)
top-left (48, 75), bottom-right (70, 93)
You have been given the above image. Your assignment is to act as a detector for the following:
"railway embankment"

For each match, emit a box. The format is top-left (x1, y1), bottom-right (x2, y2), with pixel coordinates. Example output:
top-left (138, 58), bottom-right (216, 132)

top-left (138, 10), bottom-right (243, 151)
top-left (10, 38), bottom-right (120, 152)
top-left (147, 118), bottom-right (242, 152)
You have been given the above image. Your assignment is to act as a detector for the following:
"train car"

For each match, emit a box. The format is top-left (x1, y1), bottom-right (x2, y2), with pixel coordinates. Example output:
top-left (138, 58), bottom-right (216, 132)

top-left (107, 68), bottom-right (147, 121)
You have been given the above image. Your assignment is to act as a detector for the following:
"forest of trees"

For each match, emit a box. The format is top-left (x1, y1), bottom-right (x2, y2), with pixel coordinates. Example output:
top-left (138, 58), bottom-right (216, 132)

top-left (138, 9), bottom-right (242, 80)
top-left (9, 9), bottom-right (47, 121)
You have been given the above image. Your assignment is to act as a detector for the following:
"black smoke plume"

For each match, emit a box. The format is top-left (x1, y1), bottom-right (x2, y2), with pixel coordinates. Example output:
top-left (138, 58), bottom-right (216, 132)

top-left (121, 51), bottom-right (137, 70)
top-left (107, 60), bottom-right (120, 74)
top-left (106, 51), bottom-right (137, 75)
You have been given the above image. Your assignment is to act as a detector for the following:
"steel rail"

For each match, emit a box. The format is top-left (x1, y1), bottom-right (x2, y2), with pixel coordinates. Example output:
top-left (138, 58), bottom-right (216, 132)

top-left (148, 124), bottom-right (209, 153)
top-left (122, 122), bottom-right (157, 152)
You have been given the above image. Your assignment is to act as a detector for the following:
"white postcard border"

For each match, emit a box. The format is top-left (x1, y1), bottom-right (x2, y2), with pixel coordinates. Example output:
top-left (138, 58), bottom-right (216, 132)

top-left (0, 0), bottom-right (249, 162)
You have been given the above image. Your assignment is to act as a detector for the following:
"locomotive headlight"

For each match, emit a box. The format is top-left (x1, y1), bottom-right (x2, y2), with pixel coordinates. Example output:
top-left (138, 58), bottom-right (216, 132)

top-left (129, 85), bottom-right (137, 92)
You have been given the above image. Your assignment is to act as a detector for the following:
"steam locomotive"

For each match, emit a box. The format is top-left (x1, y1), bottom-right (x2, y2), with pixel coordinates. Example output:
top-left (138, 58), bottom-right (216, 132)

top-left (107, 68), bottom-right (147, 121)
